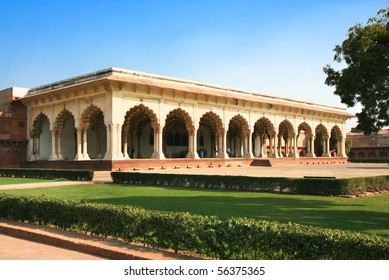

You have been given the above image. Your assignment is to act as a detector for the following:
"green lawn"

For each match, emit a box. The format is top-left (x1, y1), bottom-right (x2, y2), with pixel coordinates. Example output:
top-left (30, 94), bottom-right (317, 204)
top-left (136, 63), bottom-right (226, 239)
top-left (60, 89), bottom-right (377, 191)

top-left (2, 184), bottom-right (389, 237)
top-left (0, 177), bottom-right (52, 185)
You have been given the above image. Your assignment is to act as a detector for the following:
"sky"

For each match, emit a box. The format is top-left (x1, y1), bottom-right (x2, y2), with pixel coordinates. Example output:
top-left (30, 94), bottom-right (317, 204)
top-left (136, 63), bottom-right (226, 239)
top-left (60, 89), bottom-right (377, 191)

top-left (0, 0), bottom-right (386, 131)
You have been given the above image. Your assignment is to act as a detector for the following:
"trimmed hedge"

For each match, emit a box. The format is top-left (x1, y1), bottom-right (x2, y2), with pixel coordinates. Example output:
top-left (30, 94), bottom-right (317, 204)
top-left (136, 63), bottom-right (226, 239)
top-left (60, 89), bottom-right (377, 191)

top-left (349, 158), bottom-right (389, 164)
top-left (0, 193), bottom-right (388, 259)
top-left (0, 168), bottom-right (94, 181)
top-left (111, 172), bottom-right (389, 196)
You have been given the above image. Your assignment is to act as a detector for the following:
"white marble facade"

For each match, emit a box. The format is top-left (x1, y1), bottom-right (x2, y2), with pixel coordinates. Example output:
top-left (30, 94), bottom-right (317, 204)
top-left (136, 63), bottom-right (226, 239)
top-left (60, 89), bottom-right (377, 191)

top-left (21, 68), bottom-right (353, 162)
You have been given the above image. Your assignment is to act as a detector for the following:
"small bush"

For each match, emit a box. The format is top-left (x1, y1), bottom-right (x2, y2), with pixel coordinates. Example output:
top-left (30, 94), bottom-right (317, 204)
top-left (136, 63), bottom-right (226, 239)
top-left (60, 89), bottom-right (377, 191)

top-left (0, 193), bottom-right (388, 259)
top-left (111, 172), bottom-right (389, 196)
top-left (0, 168), bottom-right (94, 181)
top-left (348, 158), bottom-right (389, 164)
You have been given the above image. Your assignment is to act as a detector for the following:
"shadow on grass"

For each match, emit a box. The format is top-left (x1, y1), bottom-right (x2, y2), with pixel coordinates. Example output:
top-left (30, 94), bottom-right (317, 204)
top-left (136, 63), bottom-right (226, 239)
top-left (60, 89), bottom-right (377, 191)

top-left (84, 194), bottom-right (389, 237)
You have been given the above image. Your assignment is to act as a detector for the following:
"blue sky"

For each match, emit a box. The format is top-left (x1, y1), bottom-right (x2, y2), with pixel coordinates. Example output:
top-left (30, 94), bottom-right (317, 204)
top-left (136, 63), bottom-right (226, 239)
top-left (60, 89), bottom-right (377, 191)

top-left (1, 0), bottom-right (386, 130)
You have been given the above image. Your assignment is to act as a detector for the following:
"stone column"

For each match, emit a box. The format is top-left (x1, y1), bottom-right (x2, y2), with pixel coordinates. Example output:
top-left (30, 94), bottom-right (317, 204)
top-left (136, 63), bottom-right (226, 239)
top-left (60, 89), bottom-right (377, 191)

top-left (236, 136), bottom-right (241, 157)
top-left (278, 136), bottom-right (283, 158)
top-left (274, 137), bottom-right (280, 158)
top-left (158, 129), bottom-right (166, 159)
top-left (305, 135), bottom-right (313, 157)
top-left (57, 131), bottom-right (63, 160)
top-left (36, 135), bottom-right (40, 159)
top-left (130, 132), bottom-right (135, 158)
top-left (123, 129), bottom-right (129, 159)
top-left (310, 136), bottom-right (316, 157)
top-left (28, 136), bottom-right (35, 161)
top-left (118, 124), bottom-right (124, 160)
top-left (254, 134), bottom-right (260, 157)
top-left (49, 130), bottom-right (58, 160)
top-left (327, 136), bottom-right (331, 157)
top-left (322, 137), bottom-right (331, 157)
top-left (152, 131), bottom-right (158, 156)
top-left (223, 130), bottom-right (229, 159)
top-left (103, 125), bottom-right (112, 160)
top-left (136, 132), bottom-right (142, 159)
top-left (292, 135), bottom-right (299, 158)
top-left (261, 136), bottom-right (267, 158)
top-left (271, 135), bottom-right (279, 158)
top-left (97, 130), bottom-right (103, 159)
top-left (152, 129), bottom-right (166, 159)
top-left (108, 123), bottom-right (116, 160)
top-left (186, 131), bottom-right (198, 159)
top-left (287, 137), bottom-right (291, 156)
top-left (82, 129), bottom-right (90, 160)
top-left (245, 133), bottom-right (254, 158)
top-left (193, 130), bottom-right (200, 159)
top-left (110, 123), bottom-right (124, 160)
top-left (242, 134), bottom-right (247, 158)
top-left (340, 137), bottom-right (347, 158)
top-left (74, 129), bottom-right (83, 160)
top-left (216, 134), bottom-right (222, 158)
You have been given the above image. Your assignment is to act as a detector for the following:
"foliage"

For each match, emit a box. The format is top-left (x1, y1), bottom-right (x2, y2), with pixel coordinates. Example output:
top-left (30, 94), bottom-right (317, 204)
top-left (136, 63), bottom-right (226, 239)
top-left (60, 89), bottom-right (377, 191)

top-left (1, 193), bottom-right (388, 260)
top-left (323, 7), bottom-right (389, 134)
top-left (0, 168), bottom-right (94, 181)
top-left (314, 131), bottom-right (324, 156)
top-left (111, 172), bottom-right (389, 196)
top-left (345, 139), bottom-right (352, 155)
top-left (348, 158), bottom-right (389, 164)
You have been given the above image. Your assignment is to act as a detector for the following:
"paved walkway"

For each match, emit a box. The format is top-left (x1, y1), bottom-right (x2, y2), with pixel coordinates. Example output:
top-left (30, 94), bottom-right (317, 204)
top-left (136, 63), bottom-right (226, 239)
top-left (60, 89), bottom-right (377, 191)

top-left (0, 233), bottom-right (105, 260)
top-left (129, 162), bottom-right (389, 178)
top-left (0, 162), bottom-right (388, 260)
top-left (0, 220), bottom-right (198, 260)
top-left (0, 180), bottom-right (95, 191)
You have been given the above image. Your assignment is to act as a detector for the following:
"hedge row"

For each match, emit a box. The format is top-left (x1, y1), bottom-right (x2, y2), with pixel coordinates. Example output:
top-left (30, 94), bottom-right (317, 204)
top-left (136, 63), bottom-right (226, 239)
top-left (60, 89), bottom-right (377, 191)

top-left (0, 193), bottom-right (388, 259)
top-left (0, 168), bottom-right (94, 181)
top-left (111, 172), bottom-right (389, 196)
top-left (349, 158), bottom-right (389, 164)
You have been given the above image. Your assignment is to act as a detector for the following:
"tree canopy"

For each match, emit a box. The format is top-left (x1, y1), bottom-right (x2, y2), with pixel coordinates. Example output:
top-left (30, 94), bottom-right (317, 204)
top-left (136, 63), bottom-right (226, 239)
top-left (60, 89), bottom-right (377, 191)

top-left (323, 7), bottom-right (389, 135)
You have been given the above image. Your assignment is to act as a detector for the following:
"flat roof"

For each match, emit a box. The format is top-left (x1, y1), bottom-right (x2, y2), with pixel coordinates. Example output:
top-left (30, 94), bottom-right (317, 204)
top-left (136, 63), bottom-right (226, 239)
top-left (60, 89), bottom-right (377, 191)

top-left (23, 67), bottom-right (354, 118)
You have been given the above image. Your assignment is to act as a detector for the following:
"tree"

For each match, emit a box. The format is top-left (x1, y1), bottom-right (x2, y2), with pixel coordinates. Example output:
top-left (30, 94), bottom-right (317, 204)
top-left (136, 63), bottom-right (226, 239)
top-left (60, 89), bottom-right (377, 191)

top-left (345, 139), bottom-right (352, 156)
top-left (323, 7), bottom-right (389, 135)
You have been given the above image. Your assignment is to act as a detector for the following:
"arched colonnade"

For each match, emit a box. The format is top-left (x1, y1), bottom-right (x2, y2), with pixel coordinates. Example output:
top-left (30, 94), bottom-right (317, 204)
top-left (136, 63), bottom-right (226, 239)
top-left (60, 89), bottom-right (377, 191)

top-left (29, 104), bottom-right (347, 161)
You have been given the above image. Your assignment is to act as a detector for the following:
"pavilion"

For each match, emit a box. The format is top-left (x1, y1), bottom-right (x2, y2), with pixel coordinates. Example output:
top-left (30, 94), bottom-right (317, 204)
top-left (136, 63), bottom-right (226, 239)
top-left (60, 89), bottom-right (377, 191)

top-left (20, 68), bottom-right (354, 170)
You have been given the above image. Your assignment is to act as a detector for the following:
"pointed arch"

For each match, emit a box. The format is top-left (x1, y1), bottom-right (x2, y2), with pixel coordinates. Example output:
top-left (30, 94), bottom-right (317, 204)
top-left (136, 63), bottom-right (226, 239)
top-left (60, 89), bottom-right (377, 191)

top-left (314, 124), bottom-right (329, 157)
top-left (330, 125), bottom-right (343, 157)
top-left (80, 104), bottom-right (107, 159)
top-left (123, 104), bottom-right (160, 132)
top-left (31, 113), bottom-right (51, 159)
top-left (278, 119), bottom-right (296, 157)
top-left (298, 122), bottom-right (312, 137)
top-left (278, 119), bottom-right (295, 138)
top-left (164, 108), bottom-right (194, 135)
top-left (254, 117), bottom-right (276, 138)
top-left (315, 123), bottom-right (329, 138)
top-left (252, 117), bottom-right (275, 157)
top-left (54, 109), bottom-right (76, 160)
top-left (54, 109), bottom-right (74, 131)
top-left (163, 108), bottom-right (194, 158)
top-left (32, 113), bottom-right (50, 137)
top-left (297, 122), bottom-right (313, 157)
top-left (197, 111), bottom-right (224, 158)
top-left (227, 114), bottom-right (250, 157)
top-left (122, 104), bottom-right (160, 158)
top-left (80, 104), bottom-right (104, 129)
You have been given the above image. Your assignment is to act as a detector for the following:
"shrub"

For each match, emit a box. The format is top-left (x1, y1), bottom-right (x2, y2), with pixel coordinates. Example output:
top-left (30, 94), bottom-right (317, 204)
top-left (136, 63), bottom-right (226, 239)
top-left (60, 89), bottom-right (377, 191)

top-left (348, 158), bottom-right (389, 164)
top-left (0, 168), bottom-right (94, 181)
top-left (1, 193), bottom-right (388, 260)
top-left (111, 172), bottom-right (389, 196)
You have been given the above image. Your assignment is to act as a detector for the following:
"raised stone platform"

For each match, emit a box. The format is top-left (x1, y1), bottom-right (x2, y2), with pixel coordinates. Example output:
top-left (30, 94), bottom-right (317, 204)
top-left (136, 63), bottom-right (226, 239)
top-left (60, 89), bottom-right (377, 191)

top-left (25, 157), bottom-right (349, 171)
